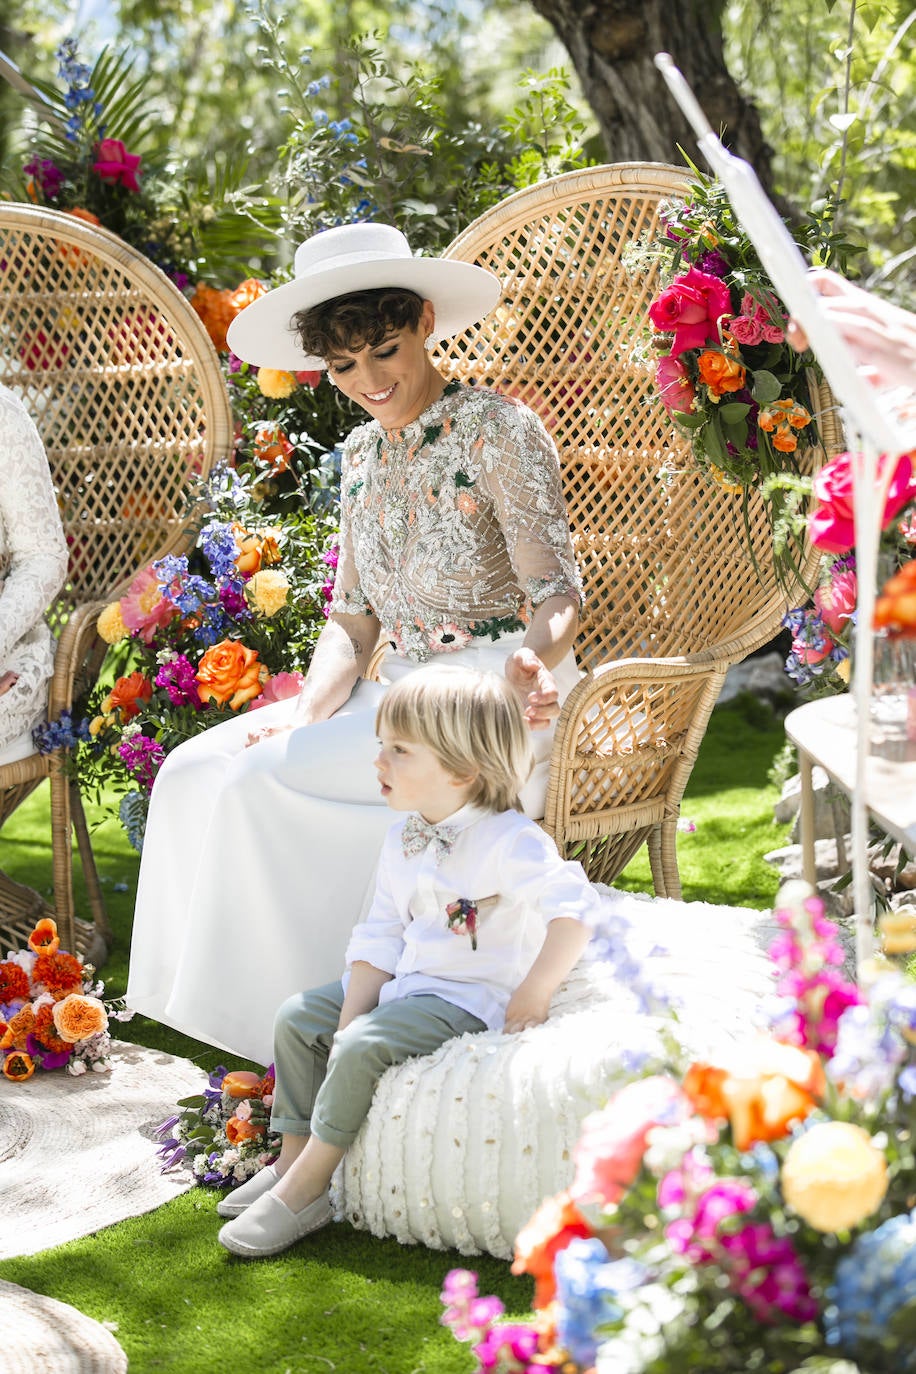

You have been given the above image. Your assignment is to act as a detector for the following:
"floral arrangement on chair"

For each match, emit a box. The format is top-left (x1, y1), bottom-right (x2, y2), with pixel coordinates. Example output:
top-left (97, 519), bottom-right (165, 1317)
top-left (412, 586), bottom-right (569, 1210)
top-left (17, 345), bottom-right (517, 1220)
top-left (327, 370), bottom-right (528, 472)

top-left (441, 880), bottom-right (916, 1372)
top-left (0, 919), bottom-right (132, 1080)
top-left (34, 466), bottom-right (337, 849)
top-left (154, 1064), bottom-right (280, 1189)
top-left (646, 176), bottom-right (851, 499)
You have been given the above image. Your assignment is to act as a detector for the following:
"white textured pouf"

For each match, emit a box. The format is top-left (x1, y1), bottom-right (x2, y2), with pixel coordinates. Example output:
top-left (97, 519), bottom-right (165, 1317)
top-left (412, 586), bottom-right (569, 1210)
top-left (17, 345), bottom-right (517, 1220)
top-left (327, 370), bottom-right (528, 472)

top-left (332, 889), bottom-right (779, 1258)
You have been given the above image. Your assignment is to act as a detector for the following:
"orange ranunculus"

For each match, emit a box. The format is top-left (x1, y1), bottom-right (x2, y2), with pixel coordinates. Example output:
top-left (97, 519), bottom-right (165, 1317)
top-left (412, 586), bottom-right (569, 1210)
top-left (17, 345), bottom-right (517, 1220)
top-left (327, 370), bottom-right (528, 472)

top-left (32, 1003), bottom-right (70, 1052)
top-left (697, 347), bottom-right (746, 398)
top-left (758, 398), bottom-right (813, 454)
top-left (683, 1039), bottom-right (825, 1152)
top-left (3, 1051), bottom-right (35, 1081)
top-left (1, 1005), bottom-right (36, 1051)
top-left (52, 993), bottom-right (107, 1043)
top-left (191, 278), bottom-right (266, 353)
top-left (874, 558), bottom-right (916, 639)
top-left (28, 918), bottom-right (60, 956)
top-left (195, 639), bottom-right (266, 710)
top-left (511, 1190), bottom-right (593, 1308)
top-left (105, 671), bottom-right (153, 722)
top-left (253, 425), bottom-right (295, 474)
top-left (226, 1115), bottom-right (267, 1145)
top-left (222, 1070), bottom-right (263, 1098)
top-left (32, 949), bottom-right (83, 997)
top-left (232, 524), bottom-right (282, 575)
top-left (0, 961), bottom-right (30, 1003)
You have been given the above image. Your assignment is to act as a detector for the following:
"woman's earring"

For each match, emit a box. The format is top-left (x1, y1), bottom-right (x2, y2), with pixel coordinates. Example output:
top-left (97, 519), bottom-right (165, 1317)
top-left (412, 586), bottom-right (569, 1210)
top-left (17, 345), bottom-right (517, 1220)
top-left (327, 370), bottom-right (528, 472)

top-left (425, 334), bottom-right (436, 352)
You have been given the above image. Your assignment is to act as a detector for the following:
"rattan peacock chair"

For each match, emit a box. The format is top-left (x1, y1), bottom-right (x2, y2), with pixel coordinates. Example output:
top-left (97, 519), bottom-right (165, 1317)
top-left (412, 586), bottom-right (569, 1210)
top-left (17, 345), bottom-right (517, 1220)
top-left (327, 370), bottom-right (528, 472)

top-left (434, 162), bottom-right (843, 897)
top-left (0, 203), bottom-right (233, 963)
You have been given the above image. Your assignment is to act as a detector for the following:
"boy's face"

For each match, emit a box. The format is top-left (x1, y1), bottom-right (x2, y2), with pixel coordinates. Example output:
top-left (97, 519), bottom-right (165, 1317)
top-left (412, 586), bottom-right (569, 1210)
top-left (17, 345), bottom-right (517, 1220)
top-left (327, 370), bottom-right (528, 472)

top-left (374, 730), bottom-right (475, 823)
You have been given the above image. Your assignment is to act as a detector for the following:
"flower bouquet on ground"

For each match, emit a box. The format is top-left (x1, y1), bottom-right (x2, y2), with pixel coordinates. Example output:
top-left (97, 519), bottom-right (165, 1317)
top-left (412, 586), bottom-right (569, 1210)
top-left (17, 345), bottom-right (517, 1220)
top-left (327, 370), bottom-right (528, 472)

top-left (33, 465), bottom-right (337, 850)
top-left (442, 881), bottom-right (916, 1373)
top-left (0, 919), bottom-right (133, 1081)
top-left (154, 1065), bottom-right (280, 1189)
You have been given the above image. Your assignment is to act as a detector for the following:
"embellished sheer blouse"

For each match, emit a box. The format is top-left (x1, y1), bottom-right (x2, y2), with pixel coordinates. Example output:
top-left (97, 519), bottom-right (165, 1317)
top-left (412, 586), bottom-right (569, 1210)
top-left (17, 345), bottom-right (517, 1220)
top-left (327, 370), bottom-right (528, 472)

top-left (329, 380), bottom-right (582, 661)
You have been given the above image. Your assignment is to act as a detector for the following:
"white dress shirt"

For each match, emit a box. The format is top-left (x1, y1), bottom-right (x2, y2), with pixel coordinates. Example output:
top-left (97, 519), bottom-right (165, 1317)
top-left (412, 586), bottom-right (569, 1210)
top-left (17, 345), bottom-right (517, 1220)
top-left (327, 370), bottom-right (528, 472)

top-left (344, 803), bottom-right (605, 1031)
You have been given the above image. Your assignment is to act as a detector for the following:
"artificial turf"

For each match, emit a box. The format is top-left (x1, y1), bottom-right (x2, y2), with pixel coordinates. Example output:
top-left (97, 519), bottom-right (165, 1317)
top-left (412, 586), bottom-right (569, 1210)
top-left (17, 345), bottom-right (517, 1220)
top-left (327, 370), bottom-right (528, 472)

top-left (0, 693), bottom-right (793, 1373)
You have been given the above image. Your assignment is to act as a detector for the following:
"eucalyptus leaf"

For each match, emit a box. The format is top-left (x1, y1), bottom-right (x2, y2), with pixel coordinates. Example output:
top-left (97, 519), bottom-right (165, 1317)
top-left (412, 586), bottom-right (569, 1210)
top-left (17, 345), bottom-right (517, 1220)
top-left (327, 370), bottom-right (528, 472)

top-left (718, 402), bottom-right (751, 424)
top-left (751, 370), bottom-right (782, 405)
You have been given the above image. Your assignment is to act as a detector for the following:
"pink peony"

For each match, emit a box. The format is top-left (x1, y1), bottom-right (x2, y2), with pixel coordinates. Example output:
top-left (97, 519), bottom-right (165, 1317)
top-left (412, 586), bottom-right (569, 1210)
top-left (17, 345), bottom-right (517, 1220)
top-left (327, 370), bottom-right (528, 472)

top-left (571, 1075), bottom-right (687, 1209)
top-left (248, 670), bottom-right (305, 710)
top-left (809, 450), bottom-right (916, 553)
top-left (655, 355), bottom-right (697, 414)
top-left (648, 266), bottom-right (733, 357)
top-left (120, 567), bottom-right (178, 644)
top-left (92, 138), bottom-right (142, 193)
top-left (814, 569), bottom-right (857, 636)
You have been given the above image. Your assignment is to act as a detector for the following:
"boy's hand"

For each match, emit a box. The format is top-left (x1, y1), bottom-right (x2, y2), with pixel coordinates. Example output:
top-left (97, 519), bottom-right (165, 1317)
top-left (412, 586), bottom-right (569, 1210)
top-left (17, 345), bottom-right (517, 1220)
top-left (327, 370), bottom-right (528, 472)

top-left (504, 982), bottom-right (552, 1033)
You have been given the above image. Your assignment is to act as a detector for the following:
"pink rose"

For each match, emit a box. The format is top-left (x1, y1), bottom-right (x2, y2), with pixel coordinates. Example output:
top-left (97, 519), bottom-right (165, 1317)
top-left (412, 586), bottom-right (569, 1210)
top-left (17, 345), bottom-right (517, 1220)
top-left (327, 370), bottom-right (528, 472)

top-left (248, 670), bottom-right (305, 710)
top-left (92, 138), bottom-right (142, 193)
top-left (648, 266), bottom-right (733, 357)
top-left (571, 1075), bottom-right (687, 1209)
top-left (809, 451), bottom-right (916, 553)
top-left (814, 569), bottom-right (857, 635)
top-left (655, 355), bottom-right (696, 414)
top-left (727, 314), bottom-right (764, 346)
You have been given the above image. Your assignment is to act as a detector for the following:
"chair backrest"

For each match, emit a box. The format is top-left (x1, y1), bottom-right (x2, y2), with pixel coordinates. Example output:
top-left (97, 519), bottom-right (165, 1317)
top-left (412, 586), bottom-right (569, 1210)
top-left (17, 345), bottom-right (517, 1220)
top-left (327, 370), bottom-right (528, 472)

top-left (438, 164), bottom-right (842, 673)
top-left (0, 203), bottom-right (234, 622)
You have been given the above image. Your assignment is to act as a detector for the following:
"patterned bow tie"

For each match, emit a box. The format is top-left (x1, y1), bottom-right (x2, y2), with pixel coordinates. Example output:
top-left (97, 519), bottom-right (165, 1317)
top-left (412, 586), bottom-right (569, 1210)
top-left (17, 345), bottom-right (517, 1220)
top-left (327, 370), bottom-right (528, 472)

top-left (401, 813), bottom-right (459, 863)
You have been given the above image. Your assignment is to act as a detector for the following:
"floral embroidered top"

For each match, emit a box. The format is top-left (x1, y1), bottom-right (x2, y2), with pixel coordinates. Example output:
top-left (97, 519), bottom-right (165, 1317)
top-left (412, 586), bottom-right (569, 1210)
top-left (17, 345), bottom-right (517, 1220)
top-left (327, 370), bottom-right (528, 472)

top-left (329, 380), bottom-right (582, 661)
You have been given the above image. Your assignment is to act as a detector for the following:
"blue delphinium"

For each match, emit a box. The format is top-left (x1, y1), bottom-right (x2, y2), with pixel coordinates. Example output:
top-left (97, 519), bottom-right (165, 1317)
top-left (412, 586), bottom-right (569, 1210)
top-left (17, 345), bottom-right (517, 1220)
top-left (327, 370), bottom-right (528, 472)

top-left (199, 520), bottom-right (242, 582)
top-left (554, 1238), bottom-right (646, 1367)
top-left (32, 708), bottom-right (92, 754)
top-left (825, 1206), bottom-right (916, 1369)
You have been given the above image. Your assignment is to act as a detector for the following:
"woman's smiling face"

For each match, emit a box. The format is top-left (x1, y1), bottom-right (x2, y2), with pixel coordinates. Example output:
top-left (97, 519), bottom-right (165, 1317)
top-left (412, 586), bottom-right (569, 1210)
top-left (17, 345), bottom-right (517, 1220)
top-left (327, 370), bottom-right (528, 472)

top-left (324, 299), bottom-right (443, 428)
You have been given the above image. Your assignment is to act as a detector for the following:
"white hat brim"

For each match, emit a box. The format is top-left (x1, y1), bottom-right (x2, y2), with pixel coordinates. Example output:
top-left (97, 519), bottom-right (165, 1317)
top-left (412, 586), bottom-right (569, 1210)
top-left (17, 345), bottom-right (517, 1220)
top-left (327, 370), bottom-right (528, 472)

top-left (226, 257), bottom-right (501, 370)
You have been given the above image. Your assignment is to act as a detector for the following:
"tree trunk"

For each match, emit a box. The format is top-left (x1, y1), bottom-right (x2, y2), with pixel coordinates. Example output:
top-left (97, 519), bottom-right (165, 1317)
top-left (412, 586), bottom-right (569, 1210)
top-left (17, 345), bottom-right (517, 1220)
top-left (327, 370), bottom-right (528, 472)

top-left (528, 0), bottom-right (780, 191)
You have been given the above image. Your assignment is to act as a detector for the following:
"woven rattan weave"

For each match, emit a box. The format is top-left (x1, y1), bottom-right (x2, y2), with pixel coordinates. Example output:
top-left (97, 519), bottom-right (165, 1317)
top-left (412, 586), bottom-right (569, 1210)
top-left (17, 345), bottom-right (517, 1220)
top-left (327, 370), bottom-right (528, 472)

top-left (435, 163), bottom-right (844, 893)
top-left (0, 204), bottom-right (233, 961)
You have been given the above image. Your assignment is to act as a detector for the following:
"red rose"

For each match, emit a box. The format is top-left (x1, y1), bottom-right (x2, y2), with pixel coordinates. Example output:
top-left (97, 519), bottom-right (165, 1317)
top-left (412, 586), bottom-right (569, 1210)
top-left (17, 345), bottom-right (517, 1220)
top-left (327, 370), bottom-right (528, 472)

top-left (649, 266), bottom-right (734, 357)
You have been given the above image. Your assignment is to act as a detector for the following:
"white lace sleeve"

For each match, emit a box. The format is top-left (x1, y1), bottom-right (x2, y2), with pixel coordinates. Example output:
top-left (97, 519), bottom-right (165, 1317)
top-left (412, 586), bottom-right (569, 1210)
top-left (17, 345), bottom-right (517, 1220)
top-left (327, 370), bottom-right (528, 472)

top-left (0, 387), bottom-right (69, 668)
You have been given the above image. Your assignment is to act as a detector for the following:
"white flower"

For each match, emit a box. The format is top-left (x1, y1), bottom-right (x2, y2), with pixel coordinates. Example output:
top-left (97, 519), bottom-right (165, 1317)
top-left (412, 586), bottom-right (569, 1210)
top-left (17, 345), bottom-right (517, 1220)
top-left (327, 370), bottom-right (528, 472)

top-left (67, 1059), bottom-right (87, 1076)
top-left (643, 1119), bottom-right (708, 1177)
top-left (121, 721), bottom-right (142, 741)
top-left (221, 1148), bottom-right (241, 1168)
top-left (233, 1100), bottom-right (252, 1122)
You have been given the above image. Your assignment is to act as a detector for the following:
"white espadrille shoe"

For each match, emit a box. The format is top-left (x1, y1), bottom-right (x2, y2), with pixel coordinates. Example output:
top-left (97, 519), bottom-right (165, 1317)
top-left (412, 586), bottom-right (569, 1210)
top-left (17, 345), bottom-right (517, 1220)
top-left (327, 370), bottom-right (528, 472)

top-left (216, 1164), bottom-right (280, 1219)
top-left (218, 1189), bottom-right (332, 1258)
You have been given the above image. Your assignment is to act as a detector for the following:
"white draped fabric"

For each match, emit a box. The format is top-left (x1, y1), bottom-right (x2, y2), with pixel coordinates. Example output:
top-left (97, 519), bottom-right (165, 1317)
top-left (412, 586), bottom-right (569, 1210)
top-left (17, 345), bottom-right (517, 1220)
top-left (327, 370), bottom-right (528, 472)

top-left (126, 632), bottom-right (579, 1064)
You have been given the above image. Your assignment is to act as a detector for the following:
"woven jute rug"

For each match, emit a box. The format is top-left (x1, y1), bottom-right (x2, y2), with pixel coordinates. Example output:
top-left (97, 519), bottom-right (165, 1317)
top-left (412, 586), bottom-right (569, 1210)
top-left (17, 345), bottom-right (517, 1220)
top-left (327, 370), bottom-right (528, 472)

top-left (0, 1039), bottom-right (204, 1259)
top-left (0, 1281), bottom-right (128, 1373)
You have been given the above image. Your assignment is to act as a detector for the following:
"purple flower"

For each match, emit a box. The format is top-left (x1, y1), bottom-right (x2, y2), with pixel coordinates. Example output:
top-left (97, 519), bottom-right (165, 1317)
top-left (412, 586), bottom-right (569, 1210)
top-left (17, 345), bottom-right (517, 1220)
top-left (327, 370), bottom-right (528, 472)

top-left (24, 157), bottom-right (65, 199)
top-left (155, 655), bottom-right (202, 709)
top-left (696, 248), bottom-right (730, 277)
top-left (719, 1221), bottom-right (818, 1324)
top-left (472, 1323), bottom-right (541, 1372)
top-left (218, 584), bottom-right (250, 618)
top-left (118, 734), bottom-right (165, 793)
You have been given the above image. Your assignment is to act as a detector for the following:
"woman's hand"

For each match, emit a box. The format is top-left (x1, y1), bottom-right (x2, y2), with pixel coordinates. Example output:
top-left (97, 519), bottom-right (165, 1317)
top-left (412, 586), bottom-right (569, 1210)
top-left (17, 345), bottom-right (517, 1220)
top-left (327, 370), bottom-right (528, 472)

top-left (0, 670), bottom-right (19, 697)
top-left (504, 646), bottom-right (559, 730)
top-left (788, 269), bottom-right (916, 393)
top-left (245, 721), bottom-right (294, 748)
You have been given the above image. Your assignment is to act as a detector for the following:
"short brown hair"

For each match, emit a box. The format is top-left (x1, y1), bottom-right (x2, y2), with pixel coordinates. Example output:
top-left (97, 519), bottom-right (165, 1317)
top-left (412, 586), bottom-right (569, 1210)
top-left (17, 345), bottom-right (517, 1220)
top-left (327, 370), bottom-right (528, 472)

top-left (293, 287), bottom-right (425, 361)
top-left (376, 665), bottom-right (534, 814)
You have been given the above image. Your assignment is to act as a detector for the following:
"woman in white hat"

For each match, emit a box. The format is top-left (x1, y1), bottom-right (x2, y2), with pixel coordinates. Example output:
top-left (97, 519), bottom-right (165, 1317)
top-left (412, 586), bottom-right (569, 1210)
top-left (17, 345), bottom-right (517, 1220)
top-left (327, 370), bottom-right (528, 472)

top-left (126, 223), bottom-right (582, 1063)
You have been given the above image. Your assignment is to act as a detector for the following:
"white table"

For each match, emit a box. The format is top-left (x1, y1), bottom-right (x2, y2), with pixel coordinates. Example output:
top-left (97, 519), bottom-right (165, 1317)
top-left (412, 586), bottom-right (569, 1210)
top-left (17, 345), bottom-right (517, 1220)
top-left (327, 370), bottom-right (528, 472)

top-left (785, 695), bottom-right (916, 884)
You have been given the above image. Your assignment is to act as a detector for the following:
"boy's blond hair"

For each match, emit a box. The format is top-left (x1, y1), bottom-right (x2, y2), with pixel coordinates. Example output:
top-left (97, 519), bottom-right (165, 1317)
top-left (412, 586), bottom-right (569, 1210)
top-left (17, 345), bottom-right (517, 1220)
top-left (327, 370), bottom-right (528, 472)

top-left (376, 665), bottom-right (534, 814)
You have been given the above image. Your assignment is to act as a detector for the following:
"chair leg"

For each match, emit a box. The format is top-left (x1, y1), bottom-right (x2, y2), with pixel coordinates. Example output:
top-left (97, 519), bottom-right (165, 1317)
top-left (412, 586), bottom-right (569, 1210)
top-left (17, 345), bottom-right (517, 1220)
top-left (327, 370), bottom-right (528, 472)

top-left (648, 825), bottom-right (668, 898)
top-left (658, 818), bottom-right (682, 901)
top-left (70, 781), bottom-right (113, 948)
top-left (48, 760), bottom-right (77, 954)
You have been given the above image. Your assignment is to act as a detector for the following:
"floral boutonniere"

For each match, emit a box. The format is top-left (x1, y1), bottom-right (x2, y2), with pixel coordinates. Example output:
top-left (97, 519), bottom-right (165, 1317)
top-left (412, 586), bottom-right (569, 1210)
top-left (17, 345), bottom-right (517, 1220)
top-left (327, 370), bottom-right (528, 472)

top-left (445, 898), bottom-right (479, 950)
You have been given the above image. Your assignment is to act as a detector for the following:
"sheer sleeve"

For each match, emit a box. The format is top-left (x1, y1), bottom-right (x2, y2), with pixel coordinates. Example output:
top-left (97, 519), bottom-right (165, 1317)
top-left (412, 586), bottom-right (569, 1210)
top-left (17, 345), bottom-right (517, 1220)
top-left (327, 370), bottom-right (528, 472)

top-left (476, 400), bottom-right (582, 609)
top-left (328, 427), bottom-right (375, 619)
top-left (0, 390), bottom-right (68, 668)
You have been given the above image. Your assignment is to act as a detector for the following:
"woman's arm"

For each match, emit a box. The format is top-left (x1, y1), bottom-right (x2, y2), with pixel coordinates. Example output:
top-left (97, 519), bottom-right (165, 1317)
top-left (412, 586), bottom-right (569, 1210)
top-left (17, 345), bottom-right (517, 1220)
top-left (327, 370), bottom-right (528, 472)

top-left (503, 916), bottom-right (591, 1032)
top-left (292, 610), bottom-right (381, 725)
top-left (505, 593), bottom-right (580, 729)
top-left (788, 268), bottom-right (916, 392)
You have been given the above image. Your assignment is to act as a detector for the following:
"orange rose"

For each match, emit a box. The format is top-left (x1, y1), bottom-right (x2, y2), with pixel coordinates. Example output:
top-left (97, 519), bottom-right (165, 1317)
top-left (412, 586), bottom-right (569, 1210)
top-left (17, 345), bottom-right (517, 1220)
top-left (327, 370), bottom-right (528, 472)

top-left (196, 639), bottom-right (266, 710)
top-left (105, 671), bottom-right (153, 722)
top-left (57, 209), bottom-right (102, 267)
top-left (1, 1005), bottom-right (36, 1051)
top-left (52, 993), bottom-right (108, 1043)
top-left (697, 348), bottom-right (746, 397)
top-left (28, 918), bottom-right (60, 956)
top-left (874, 558), bottom-right (916, 639)
top-left (3, 1051), bottom-right (35, 1081)
top-left (226, 1115), bottom-right (266, 1145)
top-left (683, 1039), bottom-right (824, 1152)
top-left (221, 1070), bottom-right (263, 1098)
top-left (253, 426), bottom-right (295, 474)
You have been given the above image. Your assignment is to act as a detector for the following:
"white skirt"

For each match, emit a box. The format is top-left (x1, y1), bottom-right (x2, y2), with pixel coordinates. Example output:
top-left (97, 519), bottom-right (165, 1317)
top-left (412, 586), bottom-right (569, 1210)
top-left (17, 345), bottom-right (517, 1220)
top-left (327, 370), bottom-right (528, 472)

top-left (125, 632), bottom-right (579, 1065)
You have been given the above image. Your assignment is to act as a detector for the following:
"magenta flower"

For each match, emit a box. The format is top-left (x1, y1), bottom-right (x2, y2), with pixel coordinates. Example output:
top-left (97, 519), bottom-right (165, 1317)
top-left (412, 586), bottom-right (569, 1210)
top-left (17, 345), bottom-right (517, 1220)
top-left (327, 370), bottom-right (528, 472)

top-left (814, 567), bottom-right (857, 636)
top-left (472, 1322), bottom-right (542, 1372)
top-left (118, 734), bottom-right (165, 793)
top-left (655, 355), bottom-right (697, 415)
top-left (809, 450), bottom-right (916, 553)
top-left (92, 138), bottom-right (142, 193)
top-left (154, 655), bottom-right (202, 710)
top-left (719, 1221), bottom-right (818, 1324)
top-left (648, 265), bottom-right (733, 356)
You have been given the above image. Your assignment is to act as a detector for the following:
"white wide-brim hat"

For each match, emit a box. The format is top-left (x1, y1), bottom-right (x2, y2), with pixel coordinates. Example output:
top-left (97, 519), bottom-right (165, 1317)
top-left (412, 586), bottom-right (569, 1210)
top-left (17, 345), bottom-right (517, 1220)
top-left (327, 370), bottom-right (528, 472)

top-left (226, 222), bottom-right (502, 371)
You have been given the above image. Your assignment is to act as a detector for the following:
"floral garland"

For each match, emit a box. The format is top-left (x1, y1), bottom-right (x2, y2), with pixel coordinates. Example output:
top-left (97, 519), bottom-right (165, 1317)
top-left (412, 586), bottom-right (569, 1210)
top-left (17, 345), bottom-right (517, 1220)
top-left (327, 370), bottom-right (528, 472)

top-left (0, 919), bottom-right (132, 1080)
top-left (154, 1065), bottom-right (280, 1188)
top-left (441, 881), bottom-right (916, 1373)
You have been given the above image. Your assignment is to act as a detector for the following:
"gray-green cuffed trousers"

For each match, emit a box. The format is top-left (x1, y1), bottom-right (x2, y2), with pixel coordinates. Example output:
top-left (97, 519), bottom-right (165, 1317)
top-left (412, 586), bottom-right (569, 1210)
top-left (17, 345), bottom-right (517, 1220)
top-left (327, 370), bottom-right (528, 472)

top-left (270, 980), bottom-right (486, 1149)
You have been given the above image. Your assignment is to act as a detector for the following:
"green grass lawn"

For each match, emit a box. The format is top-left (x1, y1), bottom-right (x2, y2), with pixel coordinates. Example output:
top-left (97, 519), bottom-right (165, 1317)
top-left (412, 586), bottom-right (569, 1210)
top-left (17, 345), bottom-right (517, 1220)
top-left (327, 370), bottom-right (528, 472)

top-left (0, 696), bottom-right (792, 1373)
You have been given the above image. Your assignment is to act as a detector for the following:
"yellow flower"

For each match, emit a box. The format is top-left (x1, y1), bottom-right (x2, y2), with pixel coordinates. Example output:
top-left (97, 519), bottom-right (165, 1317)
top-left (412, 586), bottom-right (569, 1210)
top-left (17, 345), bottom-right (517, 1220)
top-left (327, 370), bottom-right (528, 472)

top-left (708, 464), bottom-right (743, 494)
top-left (97, 601), bottom-right (128, 644)
top-left (835, 657), bottom-right (851, 685)
top-left (88, 714), bottom-right (114, 737)
top-left (879, 906), bottom-right (916, 956)
top-left (246, 569), bottom-right (290, 618)
top-left (257, 368), bottom-right (297, 399)
top-left (781, 1122), bottom-right (888, 1232)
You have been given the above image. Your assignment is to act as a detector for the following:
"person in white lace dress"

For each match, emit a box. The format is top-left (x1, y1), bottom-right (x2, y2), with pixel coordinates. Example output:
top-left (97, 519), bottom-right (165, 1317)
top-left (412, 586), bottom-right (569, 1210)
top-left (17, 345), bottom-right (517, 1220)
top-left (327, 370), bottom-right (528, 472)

top-left (126, 225), bottom-right (583, 1064)
top-left (0, 384), bottom-right (68, 767)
